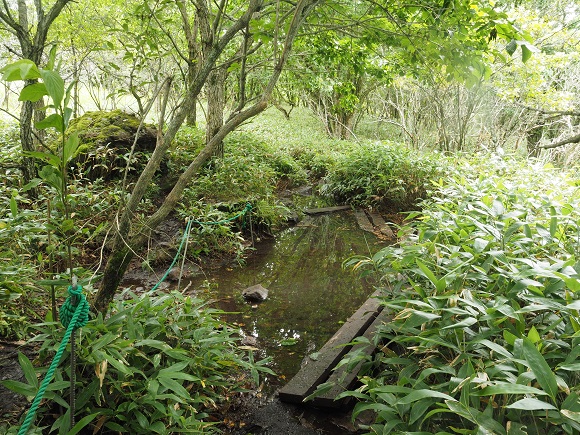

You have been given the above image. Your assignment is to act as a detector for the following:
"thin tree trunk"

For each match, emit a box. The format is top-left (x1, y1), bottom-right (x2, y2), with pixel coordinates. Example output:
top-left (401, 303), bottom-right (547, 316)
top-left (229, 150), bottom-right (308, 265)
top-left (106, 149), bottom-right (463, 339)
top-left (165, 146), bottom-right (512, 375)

top-left (93, 0), bottom-right (320, 313)
top-left (206, 66), bottom-right (226, 156)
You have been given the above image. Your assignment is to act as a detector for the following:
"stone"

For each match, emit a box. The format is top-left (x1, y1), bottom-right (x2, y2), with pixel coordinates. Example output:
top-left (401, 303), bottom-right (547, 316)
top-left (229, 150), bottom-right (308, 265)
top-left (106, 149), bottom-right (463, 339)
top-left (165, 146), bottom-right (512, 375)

top-left (64, 109), bottom-right (162, 180)
top-left (241, 336), bottom-right (258, 347)
top-left (242, 284), bottom-right (269, 302)
top-left (167, 267), bottom-right (190, 282)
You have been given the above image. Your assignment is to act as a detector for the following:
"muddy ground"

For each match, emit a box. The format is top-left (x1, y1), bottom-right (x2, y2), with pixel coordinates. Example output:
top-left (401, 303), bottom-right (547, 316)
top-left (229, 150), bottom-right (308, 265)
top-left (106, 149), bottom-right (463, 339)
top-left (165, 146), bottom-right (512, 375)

top-left (0, 341), bottom-right (38, 427)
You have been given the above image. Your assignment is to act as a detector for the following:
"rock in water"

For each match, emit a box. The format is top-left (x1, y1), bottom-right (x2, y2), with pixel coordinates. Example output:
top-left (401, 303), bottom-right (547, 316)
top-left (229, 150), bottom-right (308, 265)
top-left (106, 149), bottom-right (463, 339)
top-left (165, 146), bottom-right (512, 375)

top-left (242, 284), bottom-right (269, 302)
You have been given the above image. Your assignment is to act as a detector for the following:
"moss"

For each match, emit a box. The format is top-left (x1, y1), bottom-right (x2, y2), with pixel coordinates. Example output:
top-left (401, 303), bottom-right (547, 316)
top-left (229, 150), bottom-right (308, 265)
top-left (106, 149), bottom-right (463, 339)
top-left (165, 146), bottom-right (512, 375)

top-left (66, 110), bottom-right (155, 153)
top-left (64, 110), bottom-right (159, 180)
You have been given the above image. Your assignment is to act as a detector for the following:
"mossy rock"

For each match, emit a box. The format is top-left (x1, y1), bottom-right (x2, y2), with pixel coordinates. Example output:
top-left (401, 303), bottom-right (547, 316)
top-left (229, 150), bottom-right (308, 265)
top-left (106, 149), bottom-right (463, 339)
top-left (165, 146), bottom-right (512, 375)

top-left (66, 110), bottom-right (160, 180)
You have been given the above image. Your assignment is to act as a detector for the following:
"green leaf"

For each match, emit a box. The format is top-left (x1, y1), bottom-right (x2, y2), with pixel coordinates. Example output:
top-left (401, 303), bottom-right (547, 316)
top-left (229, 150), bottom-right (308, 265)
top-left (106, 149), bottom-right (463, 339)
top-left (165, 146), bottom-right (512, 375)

top-left (503, 330), bottom-right (518, 346)
top-left (10, 196), bottom-right (17, 218)
top-left (157, 377), bottom-right (190, 400)
top-left (522, 337), bottom-right (558, 401)
top-left (24, 150), bottom-right (61, 168)
top-left (397, 389), bottom-right (456, 405)
top-left (0, 59), bottom-right (41, 81)
top-left (445, 401), bottom-right (507, 434)
top-left (281, 338), bottom-right (298, 346)
top-left (565, 300), bottom-right (580, 310)
top-left (21, 179), bottom-right (41, 192)
top-left (505, 39), bottom-right (517, 56)
top-left (38, 165), bottom-right (62, 190)
top-left (134, 339), bottom-right (171, 351)
top-left (35, 113), bottom-right (65, 133)
top-left (68, 413), bottom-right (99, 435)
top-left (507, 421), bottom-right (529, 435)
top-left (150, 421), bottom-right (166, 433)
top-left (19, 83), bottom-right (48, 102)
top-left (1, 379), bottom-right (37, 397)
top-left (521, 45), bottom-right (532, 63)
top-left (61, 219), bottom-right (75, 232)
top-left (63, 107), bottom-right (73, 128)
top-left (416, 259), bottom-right (445, 292)
top-left (476, 339), bottom-right (513, 358)
top-left (63, 133), bottom-right (80, 164)
top-left (558, 363), bottom-right (580, 371)
top-left (47, 45), bottom-right (58, 71)
top-left (39, 69), bottom-right (65, 108)
top-left (18, 352), bottom-right (38, 389)
top-left (507, 398), bottom-right (557, 410)
top-left (441, 317), bottom-right (477, 330)
top-left (561, 409), bottom-right (580, 424)
top-left (527, 326), bottom-right (540, 344)
top-left (351, 402), bottom-right (395, 420)
top-left (473, 383), bottom-right (548, 396)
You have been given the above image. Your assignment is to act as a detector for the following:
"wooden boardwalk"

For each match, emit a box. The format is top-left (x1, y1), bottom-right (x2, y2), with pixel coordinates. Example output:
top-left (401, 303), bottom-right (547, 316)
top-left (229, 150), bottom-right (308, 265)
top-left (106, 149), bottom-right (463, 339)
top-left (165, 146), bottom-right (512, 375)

top-left (278, 290), bottom-right (389, 408)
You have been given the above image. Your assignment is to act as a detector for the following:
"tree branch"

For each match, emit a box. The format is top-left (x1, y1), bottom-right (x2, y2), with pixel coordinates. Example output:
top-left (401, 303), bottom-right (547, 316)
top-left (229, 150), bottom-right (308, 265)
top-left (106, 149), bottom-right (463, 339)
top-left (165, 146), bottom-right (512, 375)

top-left (540, 132), bottom-right (580, 150)
top-left (515, 102), bottom-right (580, 117)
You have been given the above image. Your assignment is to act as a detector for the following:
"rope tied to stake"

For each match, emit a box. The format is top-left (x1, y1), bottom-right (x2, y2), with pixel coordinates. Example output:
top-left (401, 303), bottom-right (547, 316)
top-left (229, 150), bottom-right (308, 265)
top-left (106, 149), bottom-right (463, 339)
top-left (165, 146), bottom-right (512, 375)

top-left (17, 285), bottom-right (89, 435)
top-left (59, 285), bottom-right (89, 329)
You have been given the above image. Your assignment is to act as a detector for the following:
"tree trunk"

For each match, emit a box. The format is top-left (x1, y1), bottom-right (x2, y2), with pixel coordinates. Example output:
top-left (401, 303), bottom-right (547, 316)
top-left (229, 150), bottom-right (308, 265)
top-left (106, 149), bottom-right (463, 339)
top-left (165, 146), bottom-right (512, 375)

top-left (206, 66), bottom-right (227, 156)
top-left (527, 124), bottom-right (543, 158)
top-left (19, 101), bottom-right (38, 187)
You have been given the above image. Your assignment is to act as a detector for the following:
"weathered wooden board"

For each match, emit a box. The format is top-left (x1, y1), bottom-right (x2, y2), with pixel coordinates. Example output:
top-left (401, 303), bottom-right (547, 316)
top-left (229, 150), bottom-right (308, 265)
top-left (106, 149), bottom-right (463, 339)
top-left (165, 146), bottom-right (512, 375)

top-left (278, 290), bottom-right (383, 404)
top-left (354, 210), bottom-right (375, 233)
top-left (367, 211), bottom-right (395, 238)
top-left (304, 206), bottom-right (351, 215)
top-left (311, 309), bottom-right (392, 408)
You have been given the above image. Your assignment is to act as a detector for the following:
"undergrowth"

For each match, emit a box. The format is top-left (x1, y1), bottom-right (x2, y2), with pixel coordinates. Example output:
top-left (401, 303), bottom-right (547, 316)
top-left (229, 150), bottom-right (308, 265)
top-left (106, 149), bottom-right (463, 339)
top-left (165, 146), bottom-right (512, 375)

top-left (324, 153), bottom-right (580, 434)
top-left (2, 291), bottom-right (273, 434)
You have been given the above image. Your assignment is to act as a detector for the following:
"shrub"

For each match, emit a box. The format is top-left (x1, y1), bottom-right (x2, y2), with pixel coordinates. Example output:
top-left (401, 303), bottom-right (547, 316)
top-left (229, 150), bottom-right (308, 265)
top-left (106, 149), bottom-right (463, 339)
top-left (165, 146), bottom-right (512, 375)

top-left (332, 154), bottom-right (580, 434)
top-left (320, 141), bottom-right (445, 211)
top-left (2, 290), bottom-right (273, 434)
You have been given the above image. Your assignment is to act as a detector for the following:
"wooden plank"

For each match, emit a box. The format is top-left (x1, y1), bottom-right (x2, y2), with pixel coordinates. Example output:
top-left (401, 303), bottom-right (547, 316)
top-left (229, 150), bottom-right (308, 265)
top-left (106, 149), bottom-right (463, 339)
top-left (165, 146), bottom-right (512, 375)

top-left (367, 211), bottom-right (395, 238)
top-left (304, 206), bottom-right (351, 215)
top-left (278, 290), bottom-right (383, 404)
top-left (354, 209), bottom-right (374, 233)
top-left (311, 310), bottom-right (392, 408)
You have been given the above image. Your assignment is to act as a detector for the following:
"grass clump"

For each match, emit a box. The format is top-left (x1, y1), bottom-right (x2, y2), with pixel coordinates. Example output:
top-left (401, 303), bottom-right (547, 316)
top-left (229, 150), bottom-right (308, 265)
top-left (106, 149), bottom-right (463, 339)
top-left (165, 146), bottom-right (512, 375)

top-left (330, 153), bottom-right (580, 434)
top-left (321, 141), bottom-right (445, 211)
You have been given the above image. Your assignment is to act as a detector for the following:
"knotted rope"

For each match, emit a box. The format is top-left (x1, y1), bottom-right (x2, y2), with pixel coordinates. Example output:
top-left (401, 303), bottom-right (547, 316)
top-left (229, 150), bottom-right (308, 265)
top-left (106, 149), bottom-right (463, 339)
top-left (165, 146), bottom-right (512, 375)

top-left (18, 285), bottom-right (89, 435)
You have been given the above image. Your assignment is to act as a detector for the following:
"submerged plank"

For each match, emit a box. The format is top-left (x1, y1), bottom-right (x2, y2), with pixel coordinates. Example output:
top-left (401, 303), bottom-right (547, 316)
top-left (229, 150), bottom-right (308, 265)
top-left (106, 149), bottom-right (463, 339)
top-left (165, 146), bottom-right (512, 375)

top-left (354, 209), bottom-right (374, 233)
top-left (304, 206), bottom-right (351, 215)
top-left (311, 309), bottom-right (392, 408)
top-left (278, 290), bottom-right (383, 404)
top-left (367, 211), bottom-right (395, 238)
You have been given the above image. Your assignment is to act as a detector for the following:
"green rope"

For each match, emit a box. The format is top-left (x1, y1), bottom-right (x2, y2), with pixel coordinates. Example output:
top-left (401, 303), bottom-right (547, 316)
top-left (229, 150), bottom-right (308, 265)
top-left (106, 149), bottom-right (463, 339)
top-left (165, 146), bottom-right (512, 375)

top-left (59, 285), bottom-right (90, 329)
top-left (149, 218), bottom-right (194, 293)
top-left (149, 203), bottom-right (252, 293)
top-left (18, 286), bottom-right (89, 435)
top-left (191, 203), bottom-right (252, 226)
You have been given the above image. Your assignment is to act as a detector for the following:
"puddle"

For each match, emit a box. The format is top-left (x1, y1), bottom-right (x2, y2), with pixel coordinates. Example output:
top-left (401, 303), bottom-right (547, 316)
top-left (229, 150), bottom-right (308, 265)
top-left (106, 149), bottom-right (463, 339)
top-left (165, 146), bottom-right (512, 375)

top-left (186, 210), bottom-right (387, 393)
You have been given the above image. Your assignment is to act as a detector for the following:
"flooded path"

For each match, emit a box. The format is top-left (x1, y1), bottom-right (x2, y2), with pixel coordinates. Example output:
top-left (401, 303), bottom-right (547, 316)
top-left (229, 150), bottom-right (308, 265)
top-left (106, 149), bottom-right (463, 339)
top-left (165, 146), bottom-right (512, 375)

top-left (122, 205), bottom-right (391, 433)
top-left (189, 211), bottom-right (387, 392)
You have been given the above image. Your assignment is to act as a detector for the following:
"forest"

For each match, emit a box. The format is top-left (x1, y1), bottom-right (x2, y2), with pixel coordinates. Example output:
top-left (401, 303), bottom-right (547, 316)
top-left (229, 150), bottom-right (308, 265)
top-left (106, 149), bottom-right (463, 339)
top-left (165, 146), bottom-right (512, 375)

top-left (1, 0), bottom-right (580, 433)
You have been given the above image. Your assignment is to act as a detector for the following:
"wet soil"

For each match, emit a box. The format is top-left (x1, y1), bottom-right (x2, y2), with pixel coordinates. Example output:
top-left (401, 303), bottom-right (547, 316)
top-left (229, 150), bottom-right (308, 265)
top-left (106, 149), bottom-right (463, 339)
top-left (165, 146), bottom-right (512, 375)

top-left (0, 341), bottom-right (37, 426)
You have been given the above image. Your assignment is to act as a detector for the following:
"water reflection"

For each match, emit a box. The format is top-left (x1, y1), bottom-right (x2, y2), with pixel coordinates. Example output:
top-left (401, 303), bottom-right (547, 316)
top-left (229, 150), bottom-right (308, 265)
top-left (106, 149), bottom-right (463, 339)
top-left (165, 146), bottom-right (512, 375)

top-left (189, 211), bottom-right (387, 390)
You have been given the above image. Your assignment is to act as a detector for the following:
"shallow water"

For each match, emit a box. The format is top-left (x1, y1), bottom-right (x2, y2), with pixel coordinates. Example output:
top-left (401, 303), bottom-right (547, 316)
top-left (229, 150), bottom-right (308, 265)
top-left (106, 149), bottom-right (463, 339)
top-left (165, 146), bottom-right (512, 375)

top-left (188, 210), bottom-right (387, 392)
